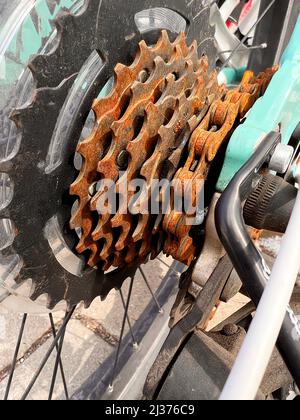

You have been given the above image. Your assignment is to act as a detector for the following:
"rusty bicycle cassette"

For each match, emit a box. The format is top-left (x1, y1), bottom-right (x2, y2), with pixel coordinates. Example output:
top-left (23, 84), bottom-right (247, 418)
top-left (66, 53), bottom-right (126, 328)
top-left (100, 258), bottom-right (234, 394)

top-left (0, 0), bottom-right (218, 309)
top-left (70, 30), bottom-right (223, 271)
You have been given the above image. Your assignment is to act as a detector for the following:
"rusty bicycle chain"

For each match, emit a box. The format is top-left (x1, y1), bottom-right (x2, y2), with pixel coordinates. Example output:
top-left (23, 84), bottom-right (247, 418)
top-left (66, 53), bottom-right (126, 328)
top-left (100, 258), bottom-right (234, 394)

top-left (70, 30), bottom-right (277, 270)
top-left (163, 66), bottom-right (278, 265)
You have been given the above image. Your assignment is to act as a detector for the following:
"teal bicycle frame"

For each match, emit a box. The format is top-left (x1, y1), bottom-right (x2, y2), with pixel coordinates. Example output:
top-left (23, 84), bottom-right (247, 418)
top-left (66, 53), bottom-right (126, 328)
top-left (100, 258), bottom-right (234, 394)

top-left (217, 15), bottom-right (300, 191)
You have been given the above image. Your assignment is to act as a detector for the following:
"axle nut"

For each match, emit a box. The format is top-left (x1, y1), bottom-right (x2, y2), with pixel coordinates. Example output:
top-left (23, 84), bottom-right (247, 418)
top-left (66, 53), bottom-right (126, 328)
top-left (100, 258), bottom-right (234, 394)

top-left (269, 143), bottom-right (294, 174)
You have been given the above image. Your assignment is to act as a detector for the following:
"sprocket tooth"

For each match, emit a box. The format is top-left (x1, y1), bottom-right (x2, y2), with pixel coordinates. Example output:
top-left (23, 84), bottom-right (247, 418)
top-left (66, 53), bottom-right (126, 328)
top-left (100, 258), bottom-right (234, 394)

top-left (74, 208), bottom-right (95, 247)
top-left (48, 296), bottom-right (64, 312)
top-left (113, 251), bottom-right (126, 268)
top-left (152, 231), bottom-right (165, 260)
top-left (29, 280), bottom-right (63, 310)
top-left (10, 99), bottom-right (39, 126)
top-left (124, 244), bottom-right (139, 265)
top-left (28, 1), bottom-right (99, 88)
top-left (69, 19), bottom-right (229, 272)
top-left (70, 198), bottom-right (89, 230)
top-left (103, 258), bottom-right (113, 272)
top-left (92, 215), bottom-right (111, 241)
top-left (132, 214), bottom-right (150, 242)
top-left (29, 283), bottom-right (45, 303)
top-left (93, 69), bottom-right (132, 118)
top-left (75, 235), bottom-right (92, 255)
top-left (87, 243), bottom-right (101, 267)
top-left (112, 216), bottom-right (132, 251)
top-left (69, 174), bottom-right (87, 197)
top-left (163, 234), bottom-right (178, 258)
top-left (136, 39), bottom-right (149, 60)
top-left (100, 236), bottom-right (114, 262)
top-left (97, 154), bottom-right (120, 181)
top-left (90, 185), bottom-right (115, 213)
top-left (138, 236), bottom-right (152, 260)
top-left (175, 32), bottom-right (189, 57)
top-left (176, 236), bottom-right (195, 266)
top-left (76, 138), bottom-right (91, 155)
top-left (188, 40), bottom-right (198, 58)
top-left (94, 223), bottom-right (114, 258)
top-left (9, 109), bottom-right (23, 128)
top-left (158, 30), bottom-right (173, 52)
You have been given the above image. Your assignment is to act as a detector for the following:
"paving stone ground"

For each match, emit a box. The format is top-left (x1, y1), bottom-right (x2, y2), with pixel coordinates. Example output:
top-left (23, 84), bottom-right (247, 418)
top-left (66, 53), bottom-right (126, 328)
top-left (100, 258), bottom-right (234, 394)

top-left (0, 257), bottom-right (173, 400)
top-left (0, 253), bottom-right (265, 401)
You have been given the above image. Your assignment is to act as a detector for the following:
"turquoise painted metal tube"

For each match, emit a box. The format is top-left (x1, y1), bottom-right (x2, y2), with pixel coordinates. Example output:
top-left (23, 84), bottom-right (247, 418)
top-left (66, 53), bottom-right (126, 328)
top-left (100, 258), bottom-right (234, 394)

top-left (218, 66), bottom-right (246, 85)
top-left (217, 15), bottom-right (300, 192)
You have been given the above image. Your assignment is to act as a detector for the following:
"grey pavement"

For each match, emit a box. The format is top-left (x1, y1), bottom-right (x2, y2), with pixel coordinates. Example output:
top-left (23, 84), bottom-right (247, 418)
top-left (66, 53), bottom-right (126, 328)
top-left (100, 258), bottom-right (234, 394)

top-left (0, 256), bottom-right (173, 400)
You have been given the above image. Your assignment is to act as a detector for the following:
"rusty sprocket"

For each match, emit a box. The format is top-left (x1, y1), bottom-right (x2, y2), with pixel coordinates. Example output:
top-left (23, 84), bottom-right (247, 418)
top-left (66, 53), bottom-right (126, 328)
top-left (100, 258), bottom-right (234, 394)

top-left (70, 31), bottom-right (277, 270)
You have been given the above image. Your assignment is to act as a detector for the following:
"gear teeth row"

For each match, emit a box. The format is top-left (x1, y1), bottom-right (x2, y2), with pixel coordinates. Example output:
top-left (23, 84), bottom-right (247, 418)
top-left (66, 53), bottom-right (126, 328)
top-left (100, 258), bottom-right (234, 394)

top-left (29, 0), bottom-right (100, 88)
top-left (70, 30), bottom-right (208, 268)
top-left (164, 67), bottom-right (278, 265)
top-left (132, 69), bottom-right (224, 264)
top-left (70, 30), bottom-right (277, 269)
top-left (70, 30), bottom-right (183, 264)
top-left (5, 0), bottom-right (217, 309)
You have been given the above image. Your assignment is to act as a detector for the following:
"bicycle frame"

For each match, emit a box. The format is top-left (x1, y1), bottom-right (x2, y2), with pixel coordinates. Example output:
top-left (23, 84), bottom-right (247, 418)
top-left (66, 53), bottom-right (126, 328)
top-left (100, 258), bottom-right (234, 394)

top-left (216, 15), bottom-right (300, 400)
top-left (217, 14), bottom-right (300, 192)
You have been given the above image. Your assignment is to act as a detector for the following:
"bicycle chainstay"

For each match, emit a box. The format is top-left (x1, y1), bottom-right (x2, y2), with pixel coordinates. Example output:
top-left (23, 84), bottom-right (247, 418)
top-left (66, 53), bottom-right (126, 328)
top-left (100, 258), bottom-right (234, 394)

top-left (70, 30), bottom-right (277, 270)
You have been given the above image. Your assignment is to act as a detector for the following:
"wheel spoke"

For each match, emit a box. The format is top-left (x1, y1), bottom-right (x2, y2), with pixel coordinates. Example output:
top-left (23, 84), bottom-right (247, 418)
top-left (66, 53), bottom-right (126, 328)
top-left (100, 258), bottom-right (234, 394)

top-left (220, 0), bottom-right (276, 70)
top-left (139, 267), bottom-right (163, 314)
top-left (156, 256), bottom-right (170, 268)
top-left (4, 314), bottom-right (28, 400)
top-left (156, 257), bottom-right (178, 275)
top-left (219, 43), bottom-right (267, 55)
top-left (109, 277), bottom-right (134, 390)
top-left (20, 307), bottom-right (76, 400)
top-left (48, 313), bottom-right (69, 400)
top-left (119, 289), bottom-right (138, 348)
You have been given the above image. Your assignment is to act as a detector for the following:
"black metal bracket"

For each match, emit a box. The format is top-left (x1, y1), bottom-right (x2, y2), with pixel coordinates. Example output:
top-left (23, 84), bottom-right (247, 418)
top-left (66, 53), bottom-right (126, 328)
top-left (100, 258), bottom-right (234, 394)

top-left (215, 131), bottom-right (300, 389)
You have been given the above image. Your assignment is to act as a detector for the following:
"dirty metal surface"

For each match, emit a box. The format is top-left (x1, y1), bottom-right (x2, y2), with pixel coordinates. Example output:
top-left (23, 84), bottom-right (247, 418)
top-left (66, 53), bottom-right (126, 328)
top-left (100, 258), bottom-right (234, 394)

top-left (163, 67), bottom-right (278, 265)
top-left (143, 254), bottom-right (234, 400)
top-left (2, 0), bottom-right (217, 309)
top-left (70, 31), bottom-right (218, 270)
top-left (71, 31), bottom-right (278, 270)
top-left (156, 326), bottom-right (292, 400)
top-left (3, 0), bottom-right (277, 311)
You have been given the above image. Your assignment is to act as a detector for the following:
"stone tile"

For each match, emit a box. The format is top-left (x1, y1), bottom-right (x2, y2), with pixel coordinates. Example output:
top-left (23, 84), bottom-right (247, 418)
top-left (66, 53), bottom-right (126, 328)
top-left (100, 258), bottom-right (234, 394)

top-left (0, 320), bottom-right (112, 400)
top-left (77, 257), bottom-right (174, 336)
top-left (0, 311), bottom-right (64, 372)
top-left (207, 293), bottom-right (251, 330)
top-left (0, 256), bottom-right (177, 399)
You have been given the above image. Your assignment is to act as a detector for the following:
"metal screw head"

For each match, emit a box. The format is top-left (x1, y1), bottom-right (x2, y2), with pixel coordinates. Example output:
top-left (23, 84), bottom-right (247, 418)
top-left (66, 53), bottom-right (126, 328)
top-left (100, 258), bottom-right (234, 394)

top-left (117, 149), bottom-right (129, 169)
top-left (269, 144), bottom-right (294, 174)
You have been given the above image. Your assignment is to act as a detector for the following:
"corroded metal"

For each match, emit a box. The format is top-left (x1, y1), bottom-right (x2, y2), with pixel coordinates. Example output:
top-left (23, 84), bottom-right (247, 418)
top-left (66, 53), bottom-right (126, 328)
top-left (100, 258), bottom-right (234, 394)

top-left (163, 67), bottom-right (278, 265)
top-left (70, 30), bottom-right (277, 270)
top-left (70, 30), bottom-right (218, 269)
